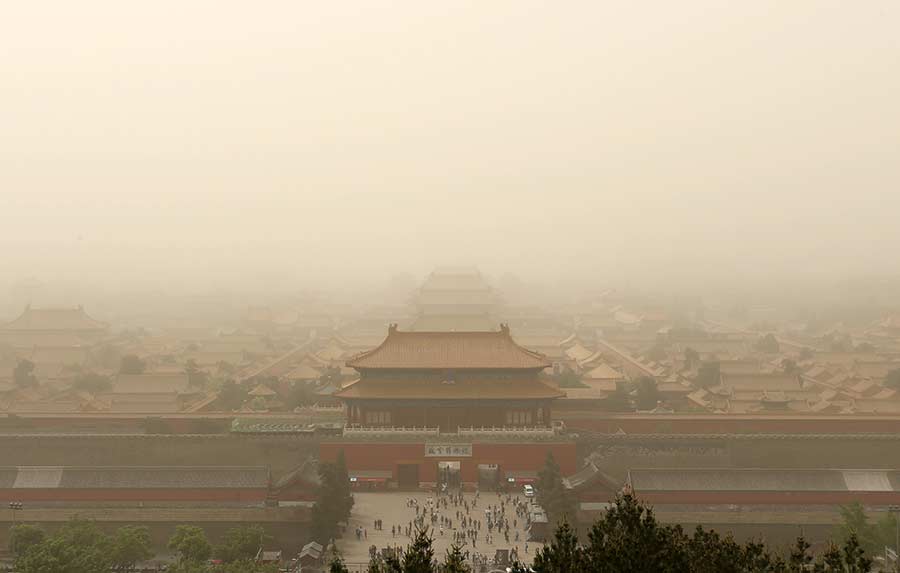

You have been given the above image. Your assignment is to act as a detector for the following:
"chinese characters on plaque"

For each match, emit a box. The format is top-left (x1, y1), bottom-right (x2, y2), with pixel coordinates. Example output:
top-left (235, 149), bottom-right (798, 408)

top-left (424, 444), bottom-right (472, 457)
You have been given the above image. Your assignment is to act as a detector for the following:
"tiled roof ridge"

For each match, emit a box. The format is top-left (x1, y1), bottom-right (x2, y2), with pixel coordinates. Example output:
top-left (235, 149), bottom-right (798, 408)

top-left (345, 323), bottom-right (549, 369)
top-left (2, 305), bottom-right (107, 331)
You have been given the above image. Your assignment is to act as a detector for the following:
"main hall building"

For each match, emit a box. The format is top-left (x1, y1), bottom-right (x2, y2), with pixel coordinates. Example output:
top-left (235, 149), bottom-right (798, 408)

top-left (326, 325), bottom-right (574, 489)
top-left (335, 324), bottom-right (563, 432)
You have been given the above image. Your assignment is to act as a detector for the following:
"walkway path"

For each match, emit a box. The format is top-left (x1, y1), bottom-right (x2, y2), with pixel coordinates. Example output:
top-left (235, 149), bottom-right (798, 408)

top-left (335, 490), bottom-right (536, 570)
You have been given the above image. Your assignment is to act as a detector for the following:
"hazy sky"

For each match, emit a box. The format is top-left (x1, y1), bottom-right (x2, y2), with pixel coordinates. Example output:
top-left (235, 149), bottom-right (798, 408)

top-left (2, 1), bottom-right (898, 292)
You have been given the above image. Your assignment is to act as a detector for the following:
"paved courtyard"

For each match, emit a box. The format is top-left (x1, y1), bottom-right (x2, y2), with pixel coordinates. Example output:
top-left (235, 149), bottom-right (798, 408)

top-left (335, 491), bottom-right (537, 571)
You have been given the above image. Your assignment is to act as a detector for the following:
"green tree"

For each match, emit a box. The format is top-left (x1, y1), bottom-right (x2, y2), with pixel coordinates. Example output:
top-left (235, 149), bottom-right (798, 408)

top-left (646, 342), bottom-right (667, 362)
top-left (329, 549), bottom-right (351, 573)
top-left (14, 359), bottom-right (38, 387)
top-left (17, 536), bottom-right (110, 573)
top-left (740, 539), bottom-right (776, 572)
top-left (211, 559), bottom-right (279, 573)
top-left (215, 524), bottom-right (266, 563)
top-left (442, 544), bottom-right (470, 573)
top-left (755, 333), bottom-right (780, 354)
top-left (216, 361), bottom-right (237, 378)
top-left (685, 526), bottom-right (747, 573)
top-left (168, 562), bottom-right (210, 573)
top-left (556, 368), bottom-right (586, 388)
top-left (57, 518), bottom-right (109, 549)
top-left (401, 526), bottom-right (435, 573)
top-left (788, 536), bottom-right (812, 572)
top-left (110, 525), bottom-right (153, 571)
top-left (119, 354), bottom-right (146, 375)
top-left (835, 502), bottom-right (895, 557)
top-left (886, 368), bottom-right (900, 390)
top-left (696, 361), bottom-right (721, 388)
top-left (168, 525), bottom-right (212, 564)
top-left (781, 358), bottom-right (798, 375)
top-left (334, 450), bottom-right (354, 520)
top-left (581, 493), bottom-right (689, 572)
top-left (537, 453), bottom-right (575, 526)
top-left (512, 495), bottom-right (877, 573)
top-left (287, 381), bottom-right (316, 408)
top-left (185, 359), bottom-right (208, 387)
top-left (218, 380), bottom-right (249, 411)
top-left (532, 520), bottom-right (584, 573)
top-left (684, 347), bottom-right (700, 369)
top-left (312, 454), bottom-right (353, 544)
top-left (73, 371), bottom-right (112, 394)
top-left (367, 554), bottom-right (402, 573)
top-left (822, 543), bottom-right (845, 572)
top-left (318, 366), bottom-right (342, 388)
top-left (842, 533), bottom-right (873, 573)
top-left (17, 519), bottom-right (112, 573)
top-left (8, 524), bottom-right (45, 555)
top-left (93, 343), bottom-right (123, 370)
top-left (604, 380), bottom-right (632, 411)
top-left (634, 376), bottom-right (660, 410)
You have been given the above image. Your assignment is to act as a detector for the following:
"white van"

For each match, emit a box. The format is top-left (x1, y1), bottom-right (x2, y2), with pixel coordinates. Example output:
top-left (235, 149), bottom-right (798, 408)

top-left (523, 484), bottom-right (535, 497)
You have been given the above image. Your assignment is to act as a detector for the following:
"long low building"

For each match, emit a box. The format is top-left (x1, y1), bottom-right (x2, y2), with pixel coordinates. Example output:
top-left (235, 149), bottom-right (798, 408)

top-left (0, 463), bottom-right (317, 504)
top-left (627, 468), bottom-right (900, 506)
top-left (557, 413), bottom-right (900, 434)
top-left (0, 464), bottom-right (317, 554)
top-left (0, 465), bottom-right (271, 503)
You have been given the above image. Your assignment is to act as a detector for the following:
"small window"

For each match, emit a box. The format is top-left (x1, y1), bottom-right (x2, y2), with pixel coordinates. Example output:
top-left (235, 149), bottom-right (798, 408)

top-left (505, 410), bottom-right (532, 425)
top-left (365, 411), bottom-right (391, 425)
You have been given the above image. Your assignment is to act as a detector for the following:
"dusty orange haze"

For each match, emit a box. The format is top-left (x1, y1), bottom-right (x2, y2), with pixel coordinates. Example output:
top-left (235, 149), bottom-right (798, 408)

top-left (1, 1), bottom-right (898, 293)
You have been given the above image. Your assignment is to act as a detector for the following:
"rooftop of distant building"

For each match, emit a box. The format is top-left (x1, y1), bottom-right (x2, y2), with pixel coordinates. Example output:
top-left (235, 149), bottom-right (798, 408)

top-left (1, 305), bottom-right (107, 333)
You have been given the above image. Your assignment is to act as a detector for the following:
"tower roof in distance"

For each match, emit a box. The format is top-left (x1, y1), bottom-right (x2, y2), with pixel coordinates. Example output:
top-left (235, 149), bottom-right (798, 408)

top-left (1, 305), bottom-right (107, 333)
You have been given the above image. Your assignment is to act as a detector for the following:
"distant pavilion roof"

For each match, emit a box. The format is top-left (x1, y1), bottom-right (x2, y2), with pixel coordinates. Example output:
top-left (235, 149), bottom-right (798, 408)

top-left (345, 324), bottom-right (551, 370)
top-left (1, 306), bottom-right (107, 333)
top-left (248, 384), bottom-right (278, 397)
top-left (409, 314), bottom-right (497, 332)
top-left (419, 267), bottom-right (493, 293)
top-left (285, 363), bottom-right (322, 381)
top-left (416, 291), bottom-right (496, 306)
top-left (584, 363), bottom-right (625, 381)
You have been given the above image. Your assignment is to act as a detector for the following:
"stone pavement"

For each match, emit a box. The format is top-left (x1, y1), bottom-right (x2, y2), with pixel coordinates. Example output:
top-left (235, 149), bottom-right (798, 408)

top-left (334, 490), bottom-right (537, 570)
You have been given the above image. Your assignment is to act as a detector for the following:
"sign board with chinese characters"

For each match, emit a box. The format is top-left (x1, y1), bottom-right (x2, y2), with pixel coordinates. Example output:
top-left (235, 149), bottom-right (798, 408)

top-left (424, 444), bottom-right (472, 457)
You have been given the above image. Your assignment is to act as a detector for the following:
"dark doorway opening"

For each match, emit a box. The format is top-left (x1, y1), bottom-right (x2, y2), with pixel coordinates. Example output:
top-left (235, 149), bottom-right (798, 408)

top-left (478, 464), bottom-right (500, 490)
top-left (437, 460), bottom-right (461, 490)
top-left (397, 464), bottom-right (420, 489)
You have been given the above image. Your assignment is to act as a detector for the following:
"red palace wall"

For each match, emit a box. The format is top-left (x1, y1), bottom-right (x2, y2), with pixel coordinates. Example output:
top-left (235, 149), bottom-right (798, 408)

top-left (636, 491), bottom-right (900, 506)
top-left (320, 441), bottom-right (576, 485)
top-left (560, 414), bottom-right (900, 435)
top-left (0, 488), bottom-right (268, 503)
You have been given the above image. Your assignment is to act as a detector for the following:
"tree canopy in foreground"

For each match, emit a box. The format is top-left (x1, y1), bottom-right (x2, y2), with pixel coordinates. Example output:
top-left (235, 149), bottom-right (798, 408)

top-left (329, 493), bottom-right (876, 573)
top-left (12, 520), bottom-right (278, 573)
